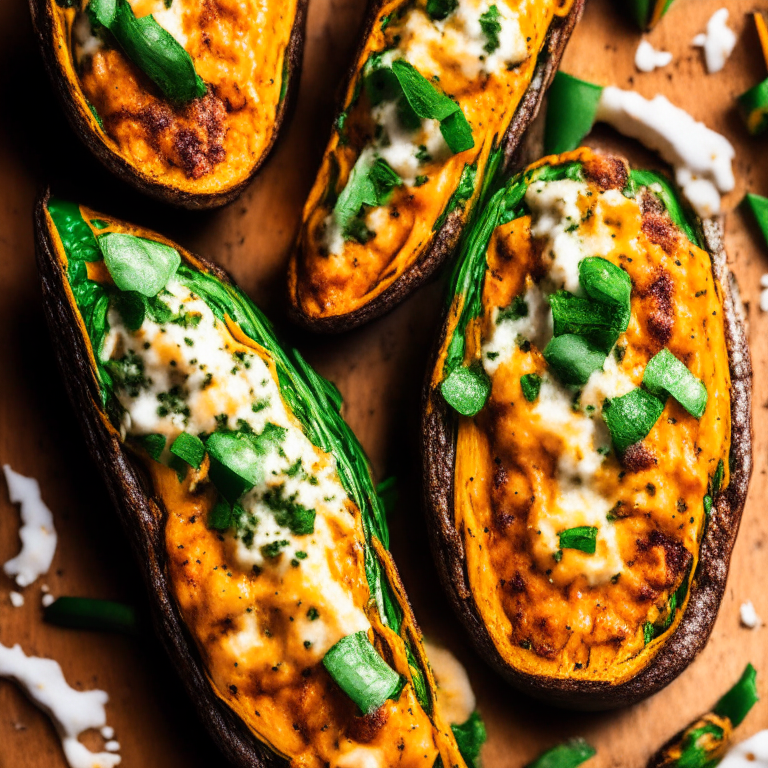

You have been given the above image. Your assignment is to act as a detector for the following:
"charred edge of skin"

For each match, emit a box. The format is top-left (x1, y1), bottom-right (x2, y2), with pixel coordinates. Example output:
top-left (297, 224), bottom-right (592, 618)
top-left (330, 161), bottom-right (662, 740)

top-left (29, 0), bottom-right (309, 210)
top-left (420, 200), bottom-right (753, 711)
top-left (34, 189), bottom-right (286, 767)
top-left (287, 0), bottom-right (586, 335)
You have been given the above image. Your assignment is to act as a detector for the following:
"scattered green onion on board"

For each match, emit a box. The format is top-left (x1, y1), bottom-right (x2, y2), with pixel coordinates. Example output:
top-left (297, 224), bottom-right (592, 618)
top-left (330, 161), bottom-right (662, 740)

top-left (620, 0), bottom-right (676, 31)
top-left (43, 597), bottom-right (139, 635)
top-left (524, 737), bottom-right (597, 768)
top-left (714, 663), bottom-right (760, 727)
top-left (737, 13), bottom-right (768, 136)
top-left (322, 631), bottom-right (403, 714)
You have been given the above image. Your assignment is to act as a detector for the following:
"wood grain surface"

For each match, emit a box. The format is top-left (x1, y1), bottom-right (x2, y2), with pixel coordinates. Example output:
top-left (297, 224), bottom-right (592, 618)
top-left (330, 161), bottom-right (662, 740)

top-left (0, 0), bottom-right (766, 766)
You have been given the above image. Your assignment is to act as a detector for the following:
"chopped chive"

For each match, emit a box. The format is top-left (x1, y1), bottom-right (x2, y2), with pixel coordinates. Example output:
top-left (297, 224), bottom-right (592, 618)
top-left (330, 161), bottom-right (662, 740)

top-left (134, 433), bottom-right (166, 461)
top-left (207, 499), bottom-right (232, 531)
top-left (643, 348), bottom-right (708, 418)
top-left (602, 388), bottom-right (664, 453)
top-left (520, 373), bottom-right (542, 402)
top-left (170, 431), bottom-right (205, 469)
top-left (543, 334), bottom-right (605, 387)
top-left (558, 526), bottom-right (597, 555)
top-left (441, 363), bottom-right (491, 416)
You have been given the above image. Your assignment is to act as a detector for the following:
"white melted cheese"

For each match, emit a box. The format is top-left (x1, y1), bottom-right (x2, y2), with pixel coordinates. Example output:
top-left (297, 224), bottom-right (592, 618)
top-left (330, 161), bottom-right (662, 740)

top-left (481, 181), bottom-right (643, 586)
top-left (0, 643), bottom-right (120, 768)
top-left (692, 8), bottom-right (736, 75)
top-left (595, 86), bottom-right (736, 218)
top-left (126, 0), bottom-right (188, 48)
top-left (634, 40), bottom-right (673, 72)
top-left (3, 465), bottom-right (57, 588)
top-left (719, 731), bottom-right (768, 768)
top-left (101, 279), bottom-right (370, 653)
top-left (73, 12), bottom-right (104, 66)
top-left (423, 643), bottom-right (476, 725)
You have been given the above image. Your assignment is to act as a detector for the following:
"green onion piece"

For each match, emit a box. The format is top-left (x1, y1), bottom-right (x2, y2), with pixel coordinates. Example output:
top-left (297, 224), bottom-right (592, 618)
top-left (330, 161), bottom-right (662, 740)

top-left (672, 721), bottom-right (725, 768)
top-left (205, 431), bottom-right (265, 501)
top-left (520, 373), bottom-right (542, 402)
top-left (738, 79), bottom-right (768, 136)
top-left (543, 334), bottom-right (605, 387)
top-left (89, 0), bottom-right (206, 103)
top-left (332, 154), bottom-right (402, 235)
top-left (434, 163), bottom-right (476, 231)
top-left (703, 494), bottom-right (713, 515)
top-left (376, 477), bottom-right (398, 516)
top-left (602, 388), bottom-right (664, 453)
top-left (441, 364), bottom-right (491, 416)
top-left (112, 290), bottom-right (147, 331)
top-left (558, 526), bottom-right (597, 555)
top-left (643, 348), bottom-right (708, 418)
top-left (524, 738), bottom-right (597, 768)
top-left (99, 233), bottom-right (181, 297)
top-left (544, 72), bottom-right (603, 155)
top-left (322, 631), bottom-right (402, 714)
top-left (44, 597), bottom-right (139, 635)
top-left (714, 663), bottom-right (759, 727)
top-left (426, 0), bottom-right (457, 20)
top-left (479, 5), bottom-right (502, 54)
top-left (207, 498), bottom-right (232, 531)
top-left (390, 60), bottom-right (474, 153)
top-left (744, 193), bottom-right (768, 247)
top-left (497, 294), bottom-right (528, 323)
top-left (549, 291), bottom-right (622, 354)
top-left (577, 257), bottom-right (632, 332)
top-left (170, 431), bottom-right (205, 469)
top-left (710, 459), bottom-right (724, 496)
top-left (134, 433), bottom-right (166, 460)
top-left (451, 711), bottom-right (487, 768)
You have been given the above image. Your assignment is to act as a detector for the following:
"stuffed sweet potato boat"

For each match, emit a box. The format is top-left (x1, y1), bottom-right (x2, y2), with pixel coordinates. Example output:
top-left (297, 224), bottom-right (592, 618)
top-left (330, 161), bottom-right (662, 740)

top-left (30, 0), bottom-right (306, 208)
top-left (287, 0), bottom-right (584, 332)
top-left (35, 192), bottom-right (484, 768)
top-left (422, 148), bottom-right (753, 709)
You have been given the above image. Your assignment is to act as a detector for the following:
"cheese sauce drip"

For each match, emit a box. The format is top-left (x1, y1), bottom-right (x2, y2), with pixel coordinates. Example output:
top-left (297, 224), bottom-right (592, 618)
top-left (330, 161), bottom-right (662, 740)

top-left (450, 156), bottom-right (731, 681)
top-left (57, 0), bottom-right (297, 191)
top-left (291, 0), bottom-right (565, 320)
top-left (99, 278), bottom-right (442, 767)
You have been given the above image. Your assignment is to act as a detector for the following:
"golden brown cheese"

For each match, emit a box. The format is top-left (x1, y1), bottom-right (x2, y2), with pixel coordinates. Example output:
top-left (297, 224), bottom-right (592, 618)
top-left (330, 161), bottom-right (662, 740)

top-left (289, 0), bottom-right (570, 321)
top-left (440, 151), bottom-right (731, 683)
top-left (53, 0), bottom-right (297, 192)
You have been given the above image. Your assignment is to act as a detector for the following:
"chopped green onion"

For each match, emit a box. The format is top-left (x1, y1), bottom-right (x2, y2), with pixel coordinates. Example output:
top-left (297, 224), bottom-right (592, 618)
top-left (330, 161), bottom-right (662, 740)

top-left (434, 163), bottom-right (477, 231)
top-left (544, 72), bottom-right (603, 155)
top-left (703, 494), bottom-right (713, 515)
top-left (112, 290), bottom-right (147, 330)
top-left (44, 597), bottom-right (139, 635)
top-left (134, 433), bottom-right (166, 461)
top-left (520, 373), bottom-right (542, 402)
top-left (99, 233), bottom-right (181, 297)
top-left (497, 294), bottom-right (528, 323)
top-left (426, 0), bottom-right (457, 20)
top-left (207, 498), bottom-right (232, 531)
top-left (710, 459), bottom-right (724, 496)
top-left (743, 193), bottom-right (768, 247)
top-left (577, 257), bottom-right (632, 332)
top-left (441, 364), bottom-right (491, 416)
top-left (543, 334), bottom-right (605, 387)
top-left (738, 80), bottom-right (768, 136)
top-left (714, 663), bottom-right (759, 727)
top-left (524, 738), bottom-right (597, 768)
top-left (376, 477), bottom-right (398, 516)
top-left (558, 526), bottom-right (597, 555)
top-left (89, 0), bottom-right (206, 103)
top-left (643, 348), bottom-right (708, 418)
top-left (170, 431), bottom-right (205, 469)
top-left (322, 631), bottom-right (402, 714)
top-left (602, 388), bottom-right (665, 453)
top-left (549, 291), bottom-right (622, 354)
top-left (451, 711), bottom-right (487, 768)
top-left (479, 5), bottom-right (502, 54)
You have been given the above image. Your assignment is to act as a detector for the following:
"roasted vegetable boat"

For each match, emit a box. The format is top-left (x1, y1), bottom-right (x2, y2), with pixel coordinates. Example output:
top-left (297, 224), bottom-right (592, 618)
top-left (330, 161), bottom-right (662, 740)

top-left (30, 0), bottom-right (306, 208)
top-left (287, 0), bottom-right (584, 332)
top-left (422, 148), bottom-right (753, 709)
top-left (35, 194), bottom-right (484, 768)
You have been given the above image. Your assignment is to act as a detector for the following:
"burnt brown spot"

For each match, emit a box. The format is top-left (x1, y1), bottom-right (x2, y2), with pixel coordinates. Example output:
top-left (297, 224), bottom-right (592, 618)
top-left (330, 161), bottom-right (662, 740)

top-left (622, 442), bottom-right (657, 472)
top-left (346, 705), bottom-right (390, 743)
top-left (643, 269), bottom-right (674, 346)
top-left (636, 529), bottom-right (692, 590)
top-left (642, 211), bottom-right (679, 254)
top-left (506, 572), bottom-right (527, 594)
top-left (583, 154), bottom-right (629, 191)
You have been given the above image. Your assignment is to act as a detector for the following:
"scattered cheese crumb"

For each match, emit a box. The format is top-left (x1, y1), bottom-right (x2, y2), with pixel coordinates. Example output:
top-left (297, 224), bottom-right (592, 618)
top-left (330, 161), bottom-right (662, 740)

top-left (41, 584), bottom-right (50, 593)
top-left (3, 465), bottom-right (58, 587)
top-left (105, 741), bottom-right (120, 753)
top-left (635, 40), bottom-right (673, 72)
top-left (101, 726), bottom-right (115, 740)
top-left (759, 274), bottom-right (768, 312)
top-left (693, 8), bottom-right (737, 74)
top-left (740, 601), bottom-right (762, 629)
top-left (9, 591), bottom-right (24, 608)
top-left (0, 643), bottom-right (121, 768)
top-left (42, 593), bottom-right (55, 608)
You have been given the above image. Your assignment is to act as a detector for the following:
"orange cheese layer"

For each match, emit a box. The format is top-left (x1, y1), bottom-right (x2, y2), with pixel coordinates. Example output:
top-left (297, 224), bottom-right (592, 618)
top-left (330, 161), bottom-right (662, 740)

top-left (289, 0), bottom-right (567, 320)
top-left (446, 160), bottom-right (730, 683)
top-left (55, 0), bottom-right (296, 192)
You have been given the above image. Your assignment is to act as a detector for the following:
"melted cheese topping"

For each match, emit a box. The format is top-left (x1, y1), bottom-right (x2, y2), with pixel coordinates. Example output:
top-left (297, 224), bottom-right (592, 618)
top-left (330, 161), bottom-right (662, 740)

top-left (439, 151), bottom-right (731, 683)
top-left (289, 0), bottom-right (569, 321)
top-left (95, 275), bottom-right (447, 766)
top-left (53, 0), bottom-right (298, 193)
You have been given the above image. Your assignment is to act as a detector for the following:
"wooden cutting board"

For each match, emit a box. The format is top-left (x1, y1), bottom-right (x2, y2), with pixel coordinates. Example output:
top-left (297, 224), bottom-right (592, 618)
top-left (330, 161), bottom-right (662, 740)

top-left (0, 0), bottom-right (766, 766)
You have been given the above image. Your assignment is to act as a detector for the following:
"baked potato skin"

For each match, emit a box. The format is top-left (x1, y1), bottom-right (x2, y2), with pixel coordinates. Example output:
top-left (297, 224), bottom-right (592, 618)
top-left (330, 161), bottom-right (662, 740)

top-left (286, 0), bottom-right (585, 334)
top-left (421, 198), bottom-right (753, 710)
top-left (29, 1), bottom-right (308, 210)
top-left (35, 188), bottom-right (293, 768)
